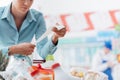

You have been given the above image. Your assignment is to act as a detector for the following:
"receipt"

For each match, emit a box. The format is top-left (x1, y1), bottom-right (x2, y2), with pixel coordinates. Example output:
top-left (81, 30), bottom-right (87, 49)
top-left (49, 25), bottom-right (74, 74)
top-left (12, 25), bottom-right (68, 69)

top-left (56, 25), bottom-right (65, 30)
top-left (36, 24), bottom-right (65, 43)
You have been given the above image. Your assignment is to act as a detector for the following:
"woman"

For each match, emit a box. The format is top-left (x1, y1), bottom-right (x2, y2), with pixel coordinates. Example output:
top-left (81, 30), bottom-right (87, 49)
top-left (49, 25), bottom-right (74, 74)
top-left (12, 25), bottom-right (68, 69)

top-left (0, 0), bottom-right (66, 67)
top-left (0, 0), bottom-right (66, 79)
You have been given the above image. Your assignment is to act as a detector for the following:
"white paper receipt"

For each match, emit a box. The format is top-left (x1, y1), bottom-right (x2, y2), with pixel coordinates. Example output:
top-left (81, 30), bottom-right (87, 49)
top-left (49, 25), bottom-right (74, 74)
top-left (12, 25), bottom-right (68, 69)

top-left (36, 25), bottom-right (65, 43)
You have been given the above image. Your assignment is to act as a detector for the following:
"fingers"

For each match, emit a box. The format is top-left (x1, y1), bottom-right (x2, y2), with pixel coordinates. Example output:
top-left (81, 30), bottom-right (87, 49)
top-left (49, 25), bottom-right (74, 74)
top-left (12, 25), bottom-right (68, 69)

top-left (56, 27), bottom-right (66, 37)
top-left (10, 43), bottom-right (36, 56)
top-left (52, 26), bottom-right (66, 32)
top-left (51, 23), bottom-right (67, 37)
top-left (29, 44), bottom-right (36, 48)
top-left (52, 27), bottom-right (58, 32)
top-left (24, 44), bottom-right (35, 55)
top-left (21, 47), bottom-right (34, 56)
top-left (52, 27), bottom-right (66, 35)
top-left (60, 28), bottom-right (66, 35)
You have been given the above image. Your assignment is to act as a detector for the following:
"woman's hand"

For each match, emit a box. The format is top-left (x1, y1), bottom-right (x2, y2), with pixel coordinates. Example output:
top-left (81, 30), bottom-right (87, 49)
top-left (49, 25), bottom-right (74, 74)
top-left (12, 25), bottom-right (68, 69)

top-left (52, 26), bottom-right (66, 44)
top-left (9, 43), bottom-right (35, 56)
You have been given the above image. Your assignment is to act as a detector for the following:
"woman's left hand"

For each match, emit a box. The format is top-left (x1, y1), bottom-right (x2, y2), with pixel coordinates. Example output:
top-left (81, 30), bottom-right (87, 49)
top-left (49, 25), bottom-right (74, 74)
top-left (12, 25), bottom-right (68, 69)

top-left (52, 26), bottom-right (66, 44)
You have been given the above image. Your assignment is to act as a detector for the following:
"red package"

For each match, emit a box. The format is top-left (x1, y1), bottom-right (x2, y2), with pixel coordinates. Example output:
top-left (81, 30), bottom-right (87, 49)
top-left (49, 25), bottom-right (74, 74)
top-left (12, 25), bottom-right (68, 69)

top-left (29, 64), bottom-right (54, 80)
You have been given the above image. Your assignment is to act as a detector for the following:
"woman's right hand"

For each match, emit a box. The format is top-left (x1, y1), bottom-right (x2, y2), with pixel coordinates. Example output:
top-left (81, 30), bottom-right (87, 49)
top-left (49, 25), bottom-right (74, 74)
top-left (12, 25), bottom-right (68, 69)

top-left (8, 43), bottom-right (35, 56)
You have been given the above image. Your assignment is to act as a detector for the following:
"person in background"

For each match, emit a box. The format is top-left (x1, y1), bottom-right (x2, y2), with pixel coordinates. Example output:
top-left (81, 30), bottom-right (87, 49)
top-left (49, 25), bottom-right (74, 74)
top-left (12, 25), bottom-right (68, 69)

top-left (112, 54), bottom-right (120, 80)
top-left (92, 40), bottom-right (116, 80)
top-left (0, 0), bottom-right (66, 70)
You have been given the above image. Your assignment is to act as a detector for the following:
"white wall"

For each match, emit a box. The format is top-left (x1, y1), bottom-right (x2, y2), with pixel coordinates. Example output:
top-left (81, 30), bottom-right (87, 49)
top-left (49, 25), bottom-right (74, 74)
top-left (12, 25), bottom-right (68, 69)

top-left (33, 0), bottom-right (120, 14)
top-left (1, 0), bottom-right (120, 14)
top-left (0, 0), bottom-right (11, 7)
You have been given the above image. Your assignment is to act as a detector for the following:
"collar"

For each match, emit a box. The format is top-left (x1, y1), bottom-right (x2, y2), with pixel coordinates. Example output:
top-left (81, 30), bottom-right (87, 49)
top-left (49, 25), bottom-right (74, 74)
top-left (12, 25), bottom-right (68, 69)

top-left (1, 4), bottom-right (36, 22)
top-left (1, 4), bottom-right (11, 20)
top-left (26, 9), bottom-right (36, 22)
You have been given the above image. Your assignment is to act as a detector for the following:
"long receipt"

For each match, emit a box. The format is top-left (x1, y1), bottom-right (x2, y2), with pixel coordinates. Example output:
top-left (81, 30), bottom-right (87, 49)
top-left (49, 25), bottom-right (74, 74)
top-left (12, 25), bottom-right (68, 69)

top-left (36, 25), bottom-right (65, 43)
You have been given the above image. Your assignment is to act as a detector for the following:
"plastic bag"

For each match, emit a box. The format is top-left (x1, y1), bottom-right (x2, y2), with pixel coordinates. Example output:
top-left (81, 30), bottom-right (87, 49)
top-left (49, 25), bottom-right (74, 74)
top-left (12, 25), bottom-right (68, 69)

top-left (0, 56), bottom-right (33, 80)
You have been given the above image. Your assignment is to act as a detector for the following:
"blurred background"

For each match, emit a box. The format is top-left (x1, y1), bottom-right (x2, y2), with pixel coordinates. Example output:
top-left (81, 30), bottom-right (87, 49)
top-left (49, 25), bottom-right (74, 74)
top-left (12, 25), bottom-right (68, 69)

top-left (1, 0), bottom-right (120, 79)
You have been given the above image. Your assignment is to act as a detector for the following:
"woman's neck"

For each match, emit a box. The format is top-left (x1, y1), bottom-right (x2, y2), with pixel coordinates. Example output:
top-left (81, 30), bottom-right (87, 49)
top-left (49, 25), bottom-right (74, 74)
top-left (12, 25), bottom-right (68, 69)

top-left (10, 4), bottom-right (28, 30)
top-left (11, 5), bottom-right (26, 21)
